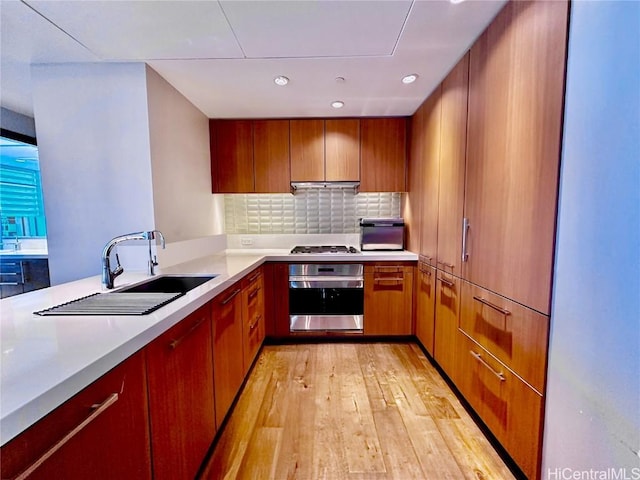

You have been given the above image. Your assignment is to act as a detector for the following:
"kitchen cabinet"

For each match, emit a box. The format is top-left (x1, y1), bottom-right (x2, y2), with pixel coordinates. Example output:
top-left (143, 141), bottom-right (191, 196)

top-left (360, 117), bottom-right (407, 192)
top-left (241, 266), bottom-right (265, 372)
top-left (210, 120), bottom-right (254, 193)
top-left (146, 303), bottom-right (215, 480)
top-left (435, 53), bottom-right (469, 275)
top-left (456, 332), bottom-right (543, 480)
top-left (415, 262), bottom-right (436, 354)
top-left (364, 264), bottom-right (414, 335)
top-left (463, 0), bottom-right (568, 314)
top-left (253, 120), bottom-right (291, 193)
top-left (290, 119), bottom-right (360, 182)
top-left (0, 351), bottom-right (151, 480)
top-left (290, 119), bottom-right (325, 181)
top-left (0, 258), bottom-right (50, 298)
top-left (264, 262), bottom-right (290, 338)
top-left (433, 271), bottom-right (461, 383)
top-left (212, 282), bottom-right (245, 428)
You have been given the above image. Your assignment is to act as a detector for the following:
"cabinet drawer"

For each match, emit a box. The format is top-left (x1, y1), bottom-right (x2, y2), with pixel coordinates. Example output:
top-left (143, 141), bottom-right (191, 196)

top-left (1, 351), bottom-right (151, 480)
top-left (457, 332), bottom-right (543, 480)
top-left (460, 281), bottom-right (548, 392)
top-left (242, 268), bottom-right (265, 370)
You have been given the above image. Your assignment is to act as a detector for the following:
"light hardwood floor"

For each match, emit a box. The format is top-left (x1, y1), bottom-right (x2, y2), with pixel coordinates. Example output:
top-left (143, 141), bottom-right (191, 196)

top-left (200, 343), bottom-right (516, 480)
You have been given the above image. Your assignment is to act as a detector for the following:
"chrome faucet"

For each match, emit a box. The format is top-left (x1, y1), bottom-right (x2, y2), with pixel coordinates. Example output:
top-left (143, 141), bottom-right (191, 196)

top-left (101, 230), bottom-right (166, 289)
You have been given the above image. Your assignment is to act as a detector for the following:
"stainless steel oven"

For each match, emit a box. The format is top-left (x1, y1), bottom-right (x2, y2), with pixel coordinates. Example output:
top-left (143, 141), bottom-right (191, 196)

top-left (289, 263), bottom-right (364, 332)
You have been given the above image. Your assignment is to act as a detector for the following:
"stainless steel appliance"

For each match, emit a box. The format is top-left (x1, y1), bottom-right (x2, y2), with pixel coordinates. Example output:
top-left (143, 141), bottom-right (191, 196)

top-left (290, 245), bottom-right (359, 254)
top-left (359, 218), bottom-right (405, 251)
top-left (289, 263), bottom-right (364, 332)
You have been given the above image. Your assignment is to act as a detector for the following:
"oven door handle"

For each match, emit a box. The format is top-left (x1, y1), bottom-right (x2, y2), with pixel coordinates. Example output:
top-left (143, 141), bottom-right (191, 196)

top-left (289, 279), bottom-right (364, 289)
top-left (289, 276), bottom-right (364, 282)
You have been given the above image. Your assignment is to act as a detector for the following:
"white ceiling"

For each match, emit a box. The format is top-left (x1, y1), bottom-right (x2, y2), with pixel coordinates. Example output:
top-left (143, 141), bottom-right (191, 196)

top-left (0, 0), bottom-right (506, 119)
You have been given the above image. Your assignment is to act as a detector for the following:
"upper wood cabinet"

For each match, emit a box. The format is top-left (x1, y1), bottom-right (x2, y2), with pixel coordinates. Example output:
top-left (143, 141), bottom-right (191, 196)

top-left (290, 119), bottom-right (360, 182)
top-left (360, 118), bottom-right (407, 192)
top-left (463, 0), bottom-right (568, 314)
top-left (290, 119), bottom-right (325, 181)
top-left (325, 119), bottom-right (360, 181)
top-left (254, 120), bottom-right (291, 193)
top-left (436, 53), bottom-right (469, 275)
top-left (211, 120), bottom-right (254, 193)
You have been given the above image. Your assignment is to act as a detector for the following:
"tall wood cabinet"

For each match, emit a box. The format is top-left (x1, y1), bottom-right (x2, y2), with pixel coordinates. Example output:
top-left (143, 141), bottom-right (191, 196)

top-left (463, 0), bottom-right (568, 315)
top-left (415, 262), bottom-right (436, 354)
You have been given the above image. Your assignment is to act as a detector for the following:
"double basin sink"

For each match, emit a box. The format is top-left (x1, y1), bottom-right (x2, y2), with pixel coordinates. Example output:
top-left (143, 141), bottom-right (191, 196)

top-left (35, 275), bottom-right (217, 316)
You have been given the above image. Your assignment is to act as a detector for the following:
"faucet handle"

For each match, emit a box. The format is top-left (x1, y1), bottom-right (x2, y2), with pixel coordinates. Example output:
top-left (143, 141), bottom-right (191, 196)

top-left (112, 253), bottom-right (124, 278)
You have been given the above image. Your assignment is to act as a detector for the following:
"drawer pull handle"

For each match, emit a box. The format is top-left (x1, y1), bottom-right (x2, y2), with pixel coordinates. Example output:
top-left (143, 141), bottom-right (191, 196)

top-left (221, 288), bottom-right (241, 305)
top-left (439, 276), bottom-right (455, 288)
top-left (470, 350), bottom-right (505, 382)
top-left (473, 296), bottom-right (511, 316)
top-left (374, 278), bottom-right (403, 286)
top-left (249, 315), bottom-right (261, 330)
top-left (437, 261), bottom-right (455, 269)
top-left (374, 266), bottom-right (401, 273)
top-left (419, 254), bottom-right (432, 263)
top-left (462, 217), bottom-right (470, 262)
top-left (248, 287), bottom-right (261, 301)
top-left (14, 393), bottom-right (119, 480)
top-left (170, 316), bottom-right (207, 350)
top-left (247, 271), bottom-right (261, 282)
top-left (0, 282), bottom-right (20, 286)
top-left (421, 269), bottom-right (432, 278)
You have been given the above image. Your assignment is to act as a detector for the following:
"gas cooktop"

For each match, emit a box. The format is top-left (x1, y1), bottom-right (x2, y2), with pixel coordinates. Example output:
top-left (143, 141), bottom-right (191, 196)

top-left (290, 245), bottom-right (360, 254)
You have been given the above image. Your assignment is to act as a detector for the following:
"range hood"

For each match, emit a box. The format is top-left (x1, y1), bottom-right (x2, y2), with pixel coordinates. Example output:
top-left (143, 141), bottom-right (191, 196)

top-left (290, 181), bottom-right (360, 194)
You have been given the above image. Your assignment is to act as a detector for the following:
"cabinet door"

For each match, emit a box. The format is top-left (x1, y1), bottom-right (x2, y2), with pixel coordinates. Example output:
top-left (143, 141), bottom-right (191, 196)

top-left (364, 265), bottom-right (413, 335)
top-left (22, 259), bottom-right (50, 292)
top-left (360, 118), bottom-right (407, 192)
top-left (415, 262), bottom-right (436, 354)
top-left (146, 304), bottom-right (215, 480)
top-left (464, 0), bottom-right (568, 314)
top-left (241, 267), bottom-right (265, 372)
top-left (434, 271), bottom-right (460, 383)
top-left (404, 104), bottom-right (425, 253)
top-left (290, 119), bottom-right (325, 181)
top-left (254, 120), bottom-right (291, 193)
top-left (418, 93), bottom-right (441, 264)
top-left (213, 120), bottom-right (254, 193)
top-left (1, 351), bottom-right (151, 480)
top-left (325, 119), bottom-right (360, 181)
top-left (436, 54), bottom-right (469, 275)
top-left (212, 283), bottom-right (245, 427)
top-left (264, 262), bottom-right (290, 338)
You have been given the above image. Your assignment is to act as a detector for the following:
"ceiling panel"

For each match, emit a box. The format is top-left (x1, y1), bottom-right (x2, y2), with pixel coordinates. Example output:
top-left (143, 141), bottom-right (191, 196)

top-left (219, 0), bottom-right (412, 58)
top-left (25, 0), bottom-right (244, 60)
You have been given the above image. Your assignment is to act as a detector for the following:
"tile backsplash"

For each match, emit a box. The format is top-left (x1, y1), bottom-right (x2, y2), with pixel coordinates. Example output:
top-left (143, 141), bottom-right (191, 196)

top-left (224, 190), bottom-right (401, 234)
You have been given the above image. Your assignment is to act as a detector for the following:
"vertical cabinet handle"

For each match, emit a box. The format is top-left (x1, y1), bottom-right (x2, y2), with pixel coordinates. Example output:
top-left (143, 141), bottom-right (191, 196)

top-left (461, 217), bottom-right (470, 262)
top-left (470, 351), bottom-right (506, 382)
top-left (14, 393), bottom-right (120, 480)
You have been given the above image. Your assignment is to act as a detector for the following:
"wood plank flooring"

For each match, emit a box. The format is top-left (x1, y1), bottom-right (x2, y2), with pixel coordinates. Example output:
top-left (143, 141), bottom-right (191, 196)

top-left (200, 343), bottom-right (516, 480)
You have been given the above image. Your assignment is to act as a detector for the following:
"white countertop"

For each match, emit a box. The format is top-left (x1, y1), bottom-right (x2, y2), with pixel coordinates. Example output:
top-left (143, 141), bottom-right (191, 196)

top-left (0, 249), bottom-right (417, 445)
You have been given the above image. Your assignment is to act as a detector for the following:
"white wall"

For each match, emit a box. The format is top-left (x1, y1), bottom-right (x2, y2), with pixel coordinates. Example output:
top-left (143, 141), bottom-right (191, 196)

top-left (543, 1), bottom-right (640, 476)
top-left (31, 63), bottom-right (155, 285)
top-left (145, 66), bottom-right (221, 243)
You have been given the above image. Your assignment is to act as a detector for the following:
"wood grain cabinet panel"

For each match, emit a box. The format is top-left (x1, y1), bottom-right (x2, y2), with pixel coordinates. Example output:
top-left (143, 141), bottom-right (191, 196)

top-left (463, 0), bottom-right (569, 314)
top-left (404, 103), bottom-right (426, 253)
top-left (146, 303), bottom-right (216, 480)
top-left (253, 120), bottom-right (290, 193)
top-left (325, 119), bottom-right (360, 181)
top-left (436, 54), bottom-right (469, 275)
top-left (241, 267), bottom-right (265, 372)
top-left (415, 262), bottom-right (436, 354)
top-left (212, 282), bottom-right (246, 428)
top-left (290, 119), bottom-right (325, 181)
top-left (456, 332), bottom-right (543, 480)
top-left (264, 262), bottom-right (290, 338)
top-left (434, 271), bottom-right (461, 383)
top-left (360, 118), bottom-right (407, 192)
top-left (211, 120), bottom-right (254, 193)
top-left (0, 351), bottom-right (151, 480)
top-left (364, 265), bottom-right (414, 335)
top-left (460, 280), bottom-right (549, 393)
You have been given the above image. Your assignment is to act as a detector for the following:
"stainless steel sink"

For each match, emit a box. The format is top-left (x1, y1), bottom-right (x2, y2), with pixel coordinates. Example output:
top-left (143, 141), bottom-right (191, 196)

top-left (35, 275), bottom-right (218, 316)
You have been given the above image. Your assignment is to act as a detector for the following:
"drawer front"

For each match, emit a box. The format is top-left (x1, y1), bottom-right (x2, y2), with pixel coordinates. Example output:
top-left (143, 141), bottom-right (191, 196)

top-left (243, 270), bottom-right (265, 370)
top-left (241, 266), bottom-right (262, 290)
top-left (434, 271), bottom-right (461, 382)
top-left (1, 351), bottom-right (151, 480)
top-left (457, 332), bottom-right (543, 480)
top-left (460, 281), bottom-right (549, 392)
top-left (415, 262), bottom-right (436, 354)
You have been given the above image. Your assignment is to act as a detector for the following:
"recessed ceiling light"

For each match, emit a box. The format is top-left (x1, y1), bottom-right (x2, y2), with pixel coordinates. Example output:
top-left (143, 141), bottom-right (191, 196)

top-left (450, 0), bottom-right (466, 4)
top-left (331, 101), bottom-right (345, 109)
top-left (402, 74), bottom-right (419, 84)
top-left (274, 75), bottom-right (289, 86)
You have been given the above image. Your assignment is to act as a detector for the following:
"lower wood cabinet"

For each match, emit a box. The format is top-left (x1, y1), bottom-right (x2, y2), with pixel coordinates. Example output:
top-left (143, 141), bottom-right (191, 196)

top-left (146, 303), bottom-right (216, 480)
top-left (364, 264), bottom-right (414, 335)
top-left (0, 351), bottom-right (152, 480)
top-left (241, 267), bottom-right (265, 372)
top-left (264, 263), bottom-right (290, 338)
top-left (456, 332), bottom-right (543, 480)
top-left (212, 283), bottom-right (245, 428)
top-left (433, 271), bottom-right (461, 383)
top-left (415, 262), bottom-right (436, 354)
